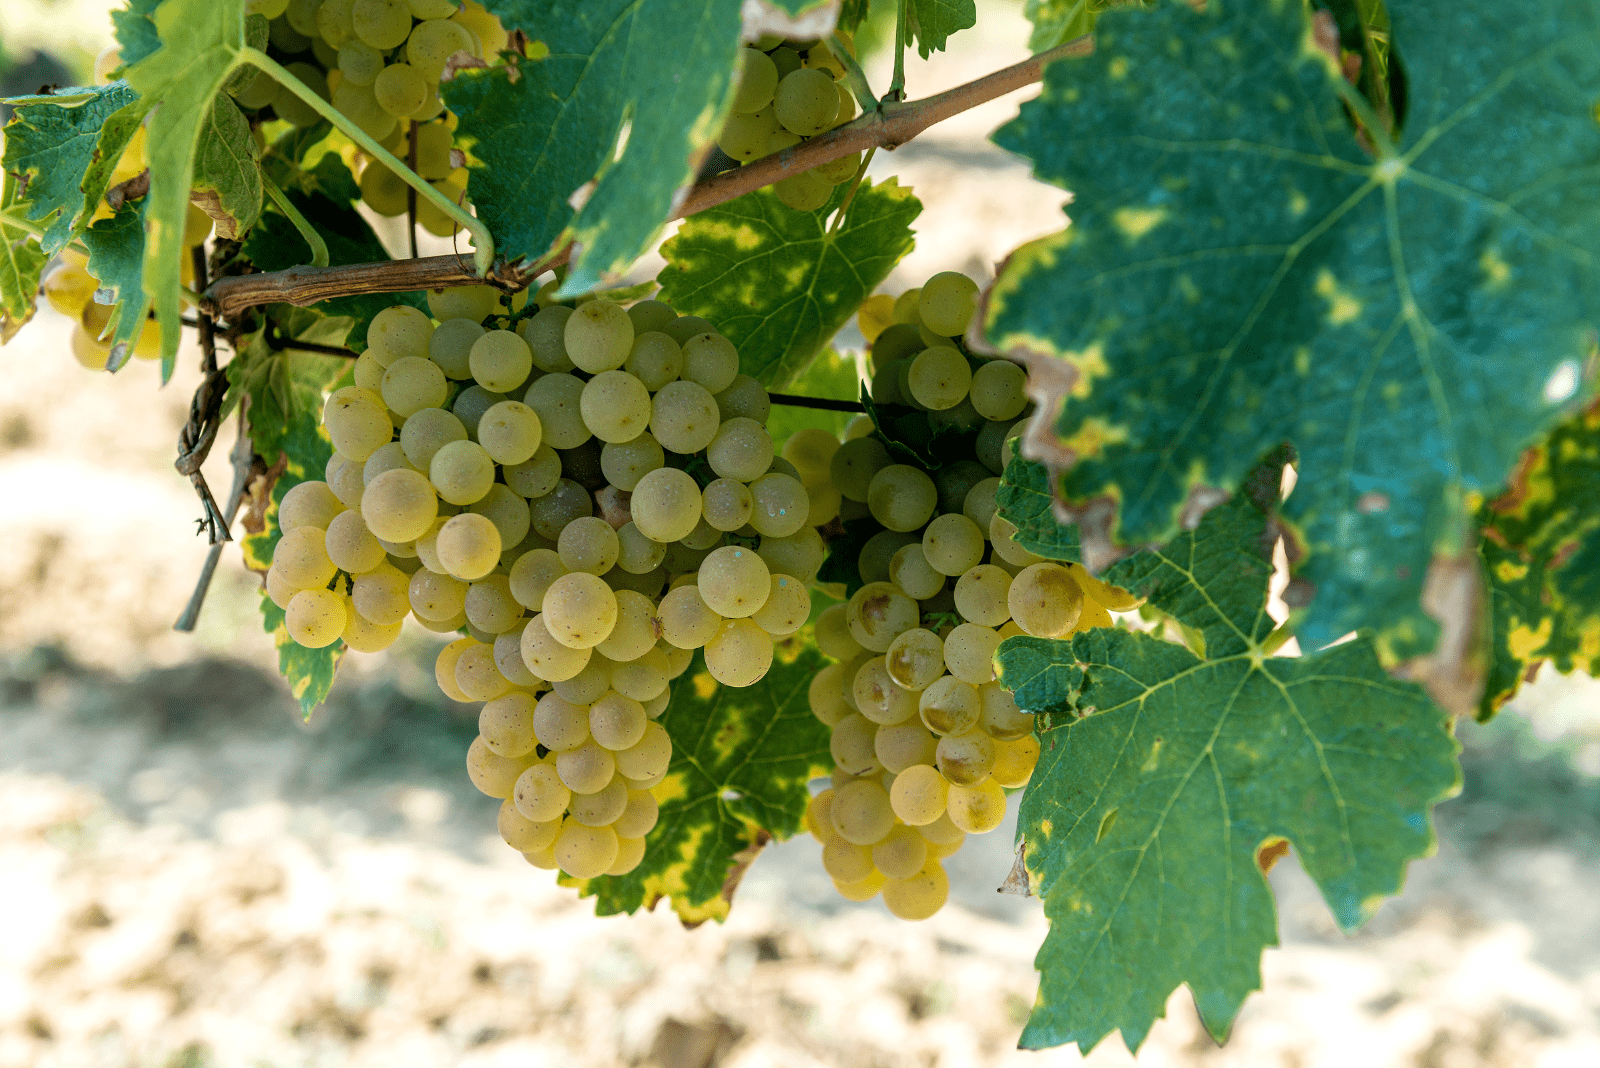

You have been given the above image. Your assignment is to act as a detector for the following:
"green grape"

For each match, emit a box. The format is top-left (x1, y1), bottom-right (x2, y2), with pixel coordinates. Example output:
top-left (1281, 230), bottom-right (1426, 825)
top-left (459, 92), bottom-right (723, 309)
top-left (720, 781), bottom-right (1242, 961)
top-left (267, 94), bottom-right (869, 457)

top-left (527, 478), bottom-right (593, 541)
top-left (350, 564), bottom-right (409, 625)
top-left (822, 836), bottom-right (874, 882)
top-left (829, 778), bottom-right (894, 845)
top-left (323, 392), bottom-right (391, 462)
top-left (466, 329), bottom-right (532, 393)
top-left (922, 513), bottom-right (985, 577)
top-left (427, 284), bottom-right (499, 323)
top-left (406, 16), bottom-right (475, 79)
top-left (542, 572), bottom-right (618, 650)
top-left (519, 305), bottom-right (576, 372)
top-left (660, 316), bottom-right (715, 345)
top-left (731, 46), bottom-right (779, 113)
top-left (564, 299), bottom-right (634, 373)
top-left (352, 0), bottom-right (412, 49)
top-left (749, 573), bottom-right (808, 637)
top-left (524, 373), bottom-right (590, 449)
top-left (597, 592), bottom-right (660, 664)
top-left (231, 65), bottom-right (281, 110)
top-left (398, 406), bottom-right (466, 470)
top-left (1009, 562), bottom-right (1084, 638)
top-left (332, 80), bottom-right (398, 141)
top-left (599, 433), bottom-right (664, 492)
top-left (317, 0), bottom-right (356, 47)
top-left (580, 370), bottom-right (652, 444)
top-left (704, 617), bottom-right (774, 687)
top-left (613, 522), bottom-right (664, 576)
top-left (533, 692), bottom-right (590, 752)
top-left (866, 464), bottom-right (937, 532)
top-left (774, 67), bottom-right (837, 135)
top-left (614, 720), bottom-right (671, 783)
top-left (450, 384), bottom-right (504, 438)
top-left (630, 467), bottom-right (703, 543)
top-left (882, 860), bottom-right (949, 920)
top-left (272, 526), bottom-right (337, 589)
top-left (623, 300), bottom-right (673, 334)
top-left (520, 612), bottom-right (591, 681)
top-left (953, 563), bottom-right (1012, 626)
top-left (918, 271), bottom-right (980, 338)
top-left (678, 517), bottom-right (724, 551)
top-left (906, 345), bottom-right (972, 411)
top-left (701, 417), bottom-right (770, 483)
top-left (407, 0), bottom-right (457, 17)
top-left (324, 508), bottom-right (387, 574)
top-left (873, 825), bottom-right (929, 880)
top-left (697, 545), bottom-right (771, 618)
top-left (429, 439), bottom-right (495, 505)
top-left (431, 319), bottom-right (487, 380)
top-left (755, 525), bottom-right (826, 583)
top-left (852, 656), bottom-right (918, 726)
top-left (285, 588), bottom-right (345, 648)
top-left (411, 119), bottom-right (455, 179)
top-left (360, 468), bottom-right (437, 542)
top-left (814, 604), bottom-right (862, 661)
top-left (366, 305), bottom-right (433, 366)
top-left (353, 351), bottom-right (388, 391)
top-left (657, 584), bottom-right (721, 649)
top-left (279, 480), bottom-right (344, 532)
top-left (961, 477), bottom-right (1002, 533)
top-left (557, 515), bottom-right (620, 576)
top-left (503, 444), bottom-right (562, 499)
top-left (713, 374), bottom-right (770, 423)
top-left (374, 62), bottom-right (429, 117)
top-left (874, 721), bottom-right (938, 775)
top-left (774, 170), bottom-right (834, 212)
top-left (969, 359), bottom-right (1028, 421)
top-left (814, 150), bottom-right (861, 184)
top-left (589, 692), bottom-right (647, 752)
top-left (465, 573), bottom-right (520, 635)
top-left (648, 381), bottom-right (720, 455)
top-left (680, 333), bottom-right (739, 394)
top-left (338, 40), bottom-right (386, 86)
top-left (285, 0), bottom-right (323, 35)
top-left (435, 511), bottom-right (502, 580)
top-left (701, 478), bottom-right (752, 532)
top-left (625, 331), bottom-right (683, 390)
top-left (273, 62), bottom-right (329, 127)
top-left (380, 355), bottom-right (447, 417)
top-left (469, 484), bottom-right (530, 556)
top-left (918, 676), bottom-right (981, 737)
top-left (780, 428), bottom-right (840, 487)
top-left (946, 777), bottom-right (1005, 834)
top-left (887, 544), bottom-right (943, 600)
top-left (989, 509), bottom-right (1045, 568)
top-left (476, 400), bottom-right (542, 465)
top-left (356, 162), bottom-right (409, 221)
top-left (829, 436), bottom-right (890, 501)
top-left (717, 106), bottom-right (779, 161)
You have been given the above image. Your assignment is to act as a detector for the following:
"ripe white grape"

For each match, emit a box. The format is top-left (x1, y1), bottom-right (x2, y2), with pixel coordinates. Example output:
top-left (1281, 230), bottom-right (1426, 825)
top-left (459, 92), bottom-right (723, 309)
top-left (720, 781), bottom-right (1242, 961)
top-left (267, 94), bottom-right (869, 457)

top-left (660, 316), bottom-right (715, 344)
top-left (882, 860), bottom-right (949, 920)
top-left (533, 692), bottom-right (591, 752)
top-left (832, 870), bottom-right (886, 902)
top-left (358, 161), bottom-right (409, 218)
top-left (706, 417), bottom-right (774, 482)
top-left (528, 478), bottom-right (594, 541)
top-left (781, 427), bottom-right (840, 487)
top-left (943, 623), bottom-right (1001, 686)
top-left (978, 681), bottom-right (1031, 741)
top-left (325, 509), bottom-right (387, 574)
top-left (922, 513), bottom-right (985, 577)
top-left (468, 483), bottom-right (531, 550)
top-left (614, 720), bottom-right (671, 781)
top-left (1009, 562), bottom-right (1084, 638)
top-left (889, 764), bottom-right (948, 826)
top-left (429, 439), bottom-right (495, 505)
top-left (829, 436), bottom-right (891, 501)
top-left (822, 836), bottom-right (875, 882)
top-left (520, 613), bottom-right (592, 681)
top-left (597, 597), bottom-right (658, 667)
top-left (872, 826), bottom-right (930, 881)
top-left (774, 171), bottom-right (834, 213)
top-left (600, 432), bottom-right (664, 492)
top-left (542, 571), bottom-right (619, 649)
top-left (953, 564), bottom-right (1012, 627)
top-left (513, 761), bottom-right (570, 822)
top-left (614, 789), bottom-right (660, 838)
top-left (580, 370), bottom-right (653, 443)
top-left (751, 573), bottom-right (809, 636)
top-left (589, 691), bottom-right (648, 751)
top-left (324, 392), bottom-right (392, 461)
top-left (469, 329), bottom-right (533, 393)
top-left (286, 588), bottom-right (346, 648)
top-left (412, 119), bottom-right (455, 179)
top-left (746, 472), bottom-right (809, 539)
top-left (697, 546), bottom-right (771, 618)
top-left (874, 721), bottom-right (938, 774)
top-left (627, 299), bottom-right (677, 333)
top-left (681, 333), bottom-right (740, 394)
top-left (714, 374), bottom-right (771, 423)
top-left (362, 441), bottom-right (420, 485)
top-left (829, 778), bottom-right (894, 845)
top-left (731, 45), bottom-right (779, 113)
top-left (918, 676), bottom-right (981, 737)
top-left (947, 778), bottom-right (1006, 834)
top-left (704, 618), bottom-right (774, 687)
top-left (717, 106), bottom-right (779, 160)
top-left (852, 656), bottom-right (919, 726)
top-left (845, 581), bottom-right (920, 653)
top-left (524, 373), bottom-right (590, 450)
top-left (755, 526), bottom-right (826, 584)
top-left (568, 776), bottom-right (629, 827)
top-left (936, 728), bottom-right (997, 786)
top-left (988, 511), bottom-right (1045, 567)
top-left (433, 638), bottom-right (474, 702)
top-left (649, 380), bottom-right (721, 455)
top-left (807, 665), bottom-right (850, 726)
top-left (374, 61), bottom-right (429, 117)
top-left (503, 444), bottom-right (563, 499)
top-left (558, 515), bottom-right (620, 576)
top-left (612, 522), bottom-right (665, 576)
top-left (498, 797), bottom-right (560, 852)
top-left (867, 464), bottom-right (937, 532)
top-left (700, 478), bottom-right (752, 532)
top-left (630, 467), bottom-right (703, 543)
top-left (464, 573), bottom-right (520, 633)
top-left (279, 480), bottom-right (344, 532)
top-left (885, 628), bottom-right (945, 691)
top-left (907, 346), bottom-right (972, 410)
top-left (458, 641), bottom-right (514, 701)
top-left (564, 299), bottom-right (634, 373)
top-left (406, 16), bottom-right (477, 79)
top-left (273, 525), bottom-right (338, 589)
top-left (969, 359), bottom-right (1028, 421)
top-left (774, 67), bottom-right (838, 135)
top-left (520, 305), bottom-right (576, 372)
top-left (553, 820), bottom-right (618, 879)
top-left (351, 564), bottom-right (410, 625)
top-left (465, 735), bottom-right (535, 799)
top-left (409, 567), bottom-right (467, 621)
top-left (352, 0), bottom-right (412, 49)
top-left (479, 691), bottom-right (537, 757)
top-left (556, 739), bottom-right (616, 795)
top-left (493, 624), bottom-right (541, 688)
top-left (507, 547), bottom-right (566, 611)
top-left (918, 272), bottom-right (979, 338)
top-left (622, 331), bottom-right (683, 391)
top-left (657, 584), bottom-right (722, 650)
top-left (383, 355), bottom-right (450, 416)
top-left (992, 733), bottom-right (1040, 789)
top-left (814, 603), bottom-right (863, 661)
top-left (399, 405), bottom-right (468, 470)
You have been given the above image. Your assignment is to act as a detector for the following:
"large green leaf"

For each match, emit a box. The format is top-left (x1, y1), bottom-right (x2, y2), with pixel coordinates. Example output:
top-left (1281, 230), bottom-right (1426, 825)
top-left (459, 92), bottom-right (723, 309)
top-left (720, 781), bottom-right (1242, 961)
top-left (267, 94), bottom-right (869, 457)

top-left (986, 0), bottom-right (1600, 661)
top-left (1022, 0), bottom-right (1133, 51)
top-left (1477, 402), bottom-right (1600, 719)
top-left (80, 198), bottom-right (149, 365)
top-left (449, 0), bottom-right (745, 296)
top-left (1, 83), bottom-right (141, 254)
top-left (992, 634), bottom-right (1081, 718)
top-left (657, 179), bottom-right (920, 388)
top-left (0, 173), bottom-right (45, 331)
top-left (565, 642), bottom-right (833, 923)
top-left (999, 494), bottom-right (1460, 1052)
top-left (189, 94), bottom-right (261, 239)
top-left (997, 456), bottom-right (1082, 562)
top-left (112, 0), bottom-right (166, 68)
top-left (124, 0), bottom-right (249, 379)
top-left (908, 0), bottom-right (977, 57)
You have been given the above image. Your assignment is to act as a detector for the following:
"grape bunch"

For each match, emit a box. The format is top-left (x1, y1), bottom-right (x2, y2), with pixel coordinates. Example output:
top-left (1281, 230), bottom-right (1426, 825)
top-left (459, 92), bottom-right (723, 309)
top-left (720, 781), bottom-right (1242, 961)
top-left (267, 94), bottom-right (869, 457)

top-left (266, 286), bottom-right (836, 881)
top-left (226, 0), bottom-right (509, 234)
top-left (713, 33), bottom-right (863, 211)
top-left (792, 270), bottom-right (1138, 919)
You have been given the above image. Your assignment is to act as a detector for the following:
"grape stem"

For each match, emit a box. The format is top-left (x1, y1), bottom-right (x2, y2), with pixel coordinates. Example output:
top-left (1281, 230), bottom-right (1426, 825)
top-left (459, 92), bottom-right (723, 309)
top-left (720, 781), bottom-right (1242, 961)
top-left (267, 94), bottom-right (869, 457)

top-left (204, 34), bottom-right (1094, 321)
top-left (262, 177), bottom-right (329, 268)
top-left (825, 147), bottom-right (876, 238)
top-left (888, 0), bottom-right (908, 103)
top-left (831, 33), bottom-right (878, 114)
top-left (768, 392), bottom-right (866, 413)
top-left (406, 121), bottom-right (420, 260)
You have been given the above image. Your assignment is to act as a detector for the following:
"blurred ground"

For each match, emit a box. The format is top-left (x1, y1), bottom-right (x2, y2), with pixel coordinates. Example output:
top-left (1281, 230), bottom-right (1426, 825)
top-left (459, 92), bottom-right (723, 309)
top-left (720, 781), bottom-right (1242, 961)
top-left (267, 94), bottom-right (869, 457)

top-left (2, 2), bottom-right (1599, 1067)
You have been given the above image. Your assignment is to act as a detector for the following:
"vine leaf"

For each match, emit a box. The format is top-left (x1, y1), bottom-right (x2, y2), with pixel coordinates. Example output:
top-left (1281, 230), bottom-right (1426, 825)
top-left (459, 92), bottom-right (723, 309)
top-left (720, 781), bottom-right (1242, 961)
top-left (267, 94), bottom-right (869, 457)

top-left (124, 0), bottom-right (250, 379)
top-left (81, 198), bottom-right (149, 365)
top-left (224, 328), bottom-right (349, 464)
top-left (111, 0), bottom-right (165, 69)
top-left (1477, 401), bottom-right (1600, 720)
top-left (564, 642), bottom-right (833, 924)
top-left (0, 174), bottom-right (46, 335)
top-left (0, 82), bottom-right (141, 254)
top-left (189, 94), bottom-right (262, 239)
top-left (450, 0), bottom-right (746, 296)
top-left (657, 179), bottom-right (920, 388)
top-left (908, 0), bottom-right (977, 57)
top-left (240, 411), bottom-right (344, 718)
top-left (992, 634), bottom-right (1082, 717)
top-left (1021, 0), bottom-right (1126, 52)
top-left (999, 494), bottom-right (1460, 1053)
top-left (986, 0), bottom-right (1600, 666)
top-left (997, 455), bottom-right (1082, 562)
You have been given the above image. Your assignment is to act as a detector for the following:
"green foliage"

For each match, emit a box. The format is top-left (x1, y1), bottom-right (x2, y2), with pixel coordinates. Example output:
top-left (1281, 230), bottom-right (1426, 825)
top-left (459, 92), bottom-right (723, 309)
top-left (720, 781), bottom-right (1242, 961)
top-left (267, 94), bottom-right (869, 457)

top-left (1477, 402), bottom-right (1600, 719)
top-left (991, 634), bottom-right (1081, 718)
top-left (124, 0), bottom-right (250, 378)
top-left (564, 643), bottom-right (833, 923)
top-left (908, 0), bottom-right (977, 57)
top-left (80, 198), bottom-right (149, 364)
top-left (817, 516), bottom-right (879, 596)
top-left (1023, 1), bottom-right (1130, 51)
top-left (657, 179), bottom-right (919, 388)
top-left (452, 0), bottom-right (745, 296)
top-left (189, 95), bottom-right (261, 240)
top-left (224, 328), bottom-right (350, 464)
top-left (111, 0), bottom-right (165, 68)
top-left (0, 83), bottom-right (141, 254)
top-left (1001, 494), bottom-right (1460, 1053)
top-left (0, 173), bottom-right (45, 331)
top-left (986, 0), bottom-right (1600, 661)
top-left (997, 456), bottom-right (1081, 562)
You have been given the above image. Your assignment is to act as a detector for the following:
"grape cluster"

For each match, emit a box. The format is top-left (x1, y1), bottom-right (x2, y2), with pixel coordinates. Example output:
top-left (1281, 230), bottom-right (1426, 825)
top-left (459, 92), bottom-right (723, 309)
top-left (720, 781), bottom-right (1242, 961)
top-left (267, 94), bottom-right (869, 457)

top-left (228, 0), bottom-right (508, 234)
top-left (269, 286), bottom-right (839, 880)
top-left (796, 271), bottom-right (1136, 919)
top-left (714, 33), bottom-right (863, 211)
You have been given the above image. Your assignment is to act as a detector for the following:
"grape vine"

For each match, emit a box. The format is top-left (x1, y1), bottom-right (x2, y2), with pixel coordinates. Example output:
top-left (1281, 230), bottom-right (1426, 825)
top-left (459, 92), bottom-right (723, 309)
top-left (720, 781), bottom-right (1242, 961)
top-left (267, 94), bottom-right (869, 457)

top-left (2, 0), bottom-right (1597, 1055)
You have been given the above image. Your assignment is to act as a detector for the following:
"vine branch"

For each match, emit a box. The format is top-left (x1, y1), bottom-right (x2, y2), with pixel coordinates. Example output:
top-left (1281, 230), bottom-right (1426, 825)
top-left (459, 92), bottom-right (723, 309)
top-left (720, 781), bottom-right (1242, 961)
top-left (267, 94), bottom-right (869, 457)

top-left (205, 35), bottom-right (1092, 322)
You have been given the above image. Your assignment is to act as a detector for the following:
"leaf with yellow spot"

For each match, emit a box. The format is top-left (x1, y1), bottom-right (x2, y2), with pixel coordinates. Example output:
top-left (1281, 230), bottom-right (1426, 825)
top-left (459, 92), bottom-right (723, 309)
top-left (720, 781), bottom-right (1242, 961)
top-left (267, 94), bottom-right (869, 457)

top-left (987, 0), bottom-right (1600, 663)
top-left (656, 179), bottom-right (920, 388)
top-left (1000, 493), bottom-right (1459, 1053)
top-left (564, 641), bottom-right (833, 922)
top-left (449, 1), bottom-right (746, 296)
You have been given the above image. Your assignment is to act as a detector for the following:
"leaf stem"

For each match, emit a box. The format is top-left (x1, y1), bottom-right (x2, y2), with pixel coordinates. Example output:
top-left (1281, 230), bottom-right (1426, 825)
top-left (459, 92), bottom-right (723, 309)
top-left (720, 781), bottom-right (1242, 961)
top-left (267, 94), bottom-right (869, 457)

top-left (889, 0), bottom-right (908, 102)
top-left (1334, 77), bottom-right (1396, 159)
top-left (831, 33), bottom-right (879, 112)
top-left (239, 47), bottom-right (494, 277)
top-left (406, 120), bottom-right (419, 259)
top-left (262, 177), bottom-right (329, 268)
top-left (826, 147), bottom-right (876, 237)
